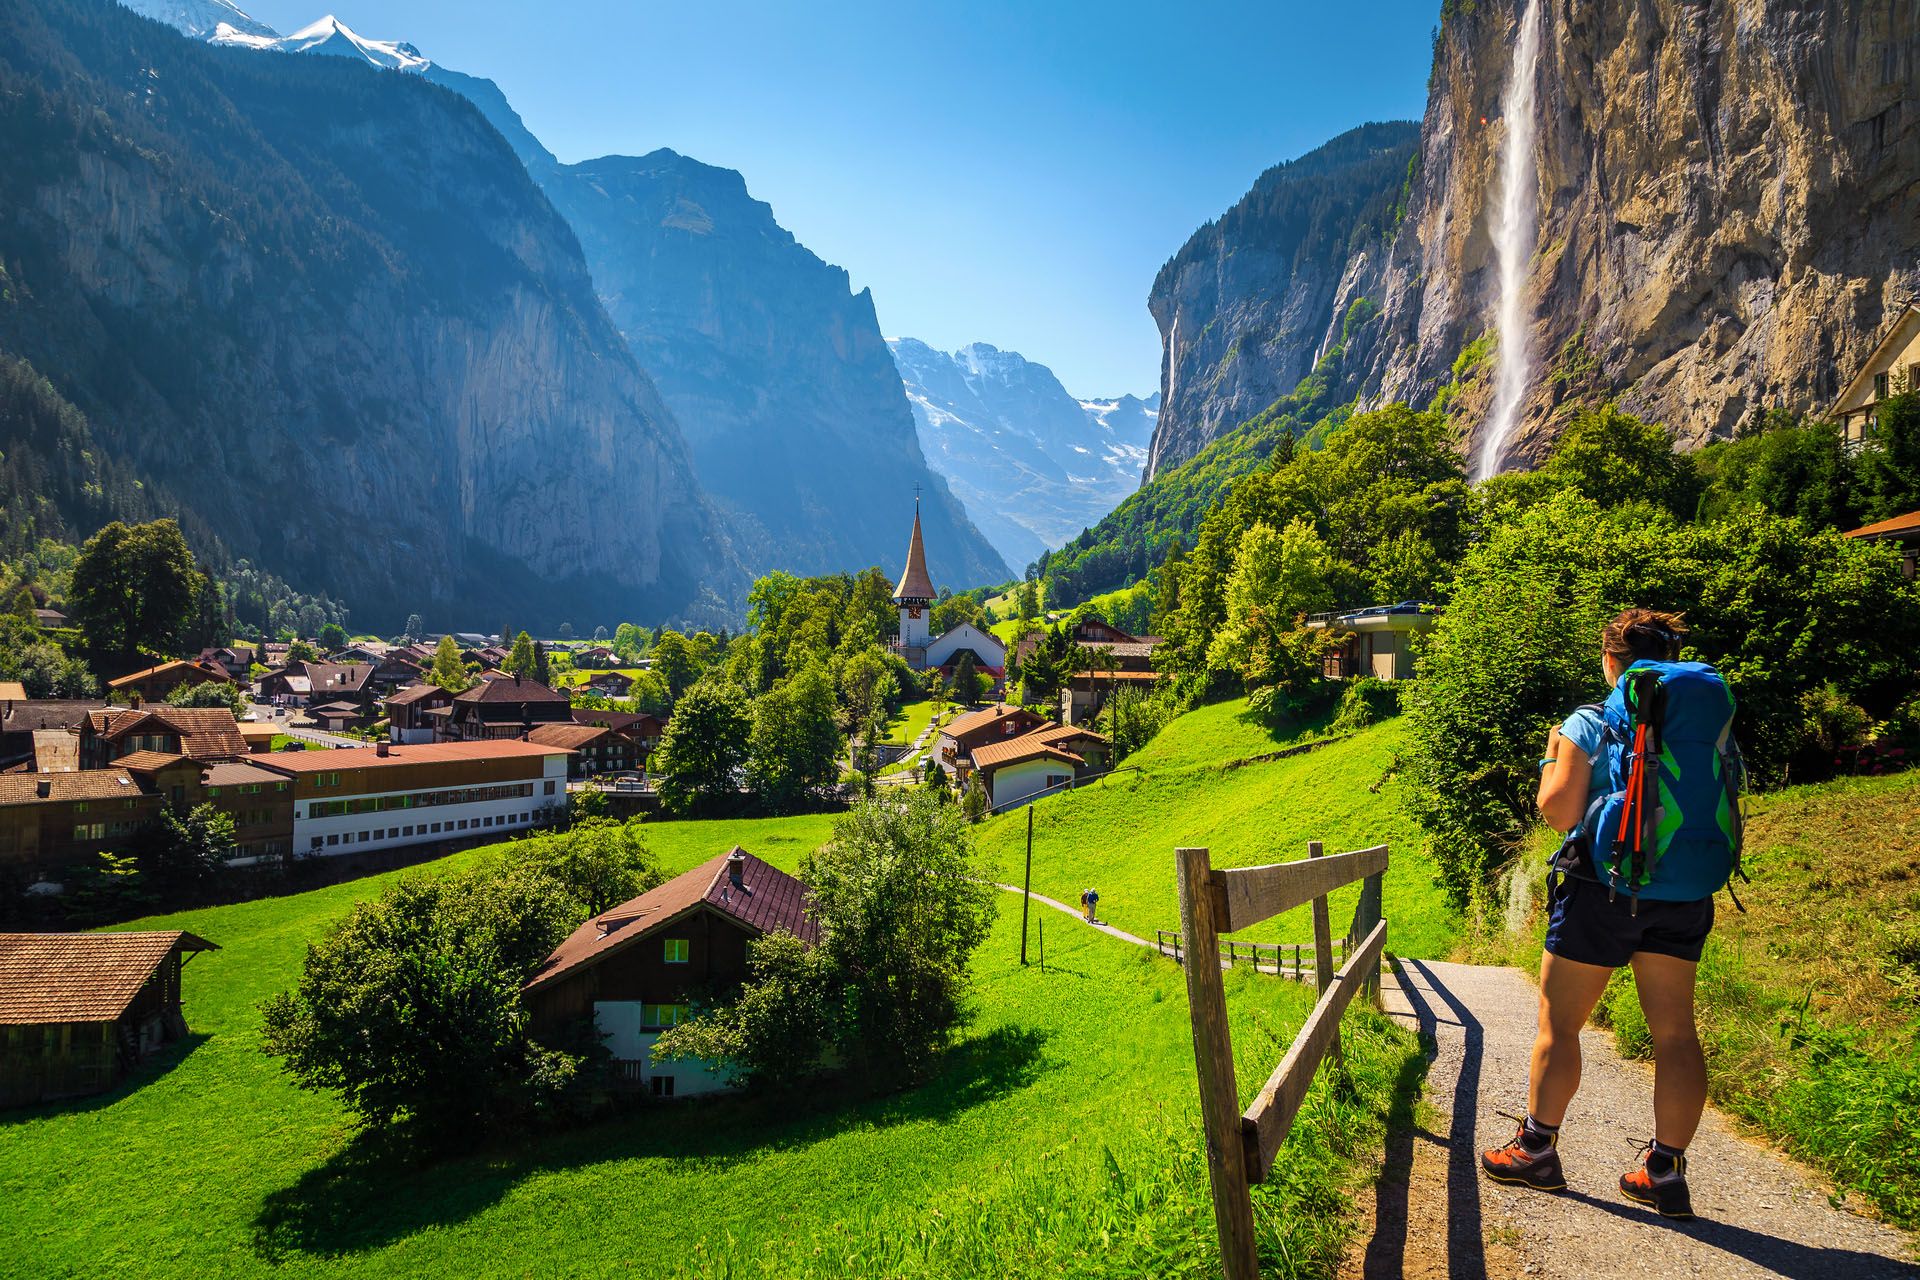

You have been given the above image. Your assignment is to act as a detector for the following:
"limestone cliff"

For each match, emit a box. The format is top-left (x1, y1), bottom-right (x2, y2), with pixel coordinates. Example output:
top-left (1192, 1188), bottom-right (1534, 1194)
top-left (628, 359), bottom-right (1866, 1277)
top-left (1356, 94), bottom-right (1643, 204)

top-left (1144, 122), bottom-right (1419, 478)
top-left (1368, 0), bottom-right (1920, 463)
top-left (0, 0), bottom-right (739, 629)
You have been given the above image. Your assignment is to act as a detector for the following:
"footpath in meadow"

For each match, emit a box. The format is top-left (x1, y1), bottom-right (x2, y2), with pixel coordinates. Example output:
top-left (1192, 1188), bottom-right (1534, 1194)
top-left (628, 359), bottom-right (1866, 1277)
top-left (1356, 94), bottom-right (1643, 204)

top-left (1344, 958), bottom-right (1919, 1280)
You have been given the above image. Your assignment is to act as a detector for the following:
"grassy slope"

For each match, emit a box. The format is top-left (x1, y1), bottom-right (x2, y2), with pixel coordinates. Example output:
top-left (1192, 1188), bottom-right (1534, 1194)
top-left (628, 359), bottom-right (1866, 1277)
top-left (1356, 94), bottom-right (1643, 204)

top-left (1493, 772), bottom-right (1920, 1228)
top-left (975, 702), bottom-right (1458, 958)
top-left (0, 810), bottom-right (1418, 1279)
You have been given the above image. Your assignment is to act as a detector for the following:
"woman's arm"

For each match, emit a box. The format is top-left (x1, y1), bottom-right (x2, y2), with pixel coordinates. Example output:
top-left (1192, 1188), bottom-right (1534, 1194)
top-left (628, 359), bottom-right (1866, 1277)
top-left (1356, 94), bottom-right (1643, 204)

top-left (1535, 725), bottom-right (1591, 833)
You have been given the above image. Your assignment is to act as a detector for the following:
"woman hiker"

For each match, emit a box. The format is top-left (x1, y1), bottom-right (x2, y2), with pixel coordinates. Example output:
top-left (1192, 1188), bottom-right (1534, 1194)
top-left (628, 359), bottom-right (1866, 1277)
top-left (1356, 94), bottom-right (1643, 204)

top-left (1480, 608), bottom-right (1736, 1222)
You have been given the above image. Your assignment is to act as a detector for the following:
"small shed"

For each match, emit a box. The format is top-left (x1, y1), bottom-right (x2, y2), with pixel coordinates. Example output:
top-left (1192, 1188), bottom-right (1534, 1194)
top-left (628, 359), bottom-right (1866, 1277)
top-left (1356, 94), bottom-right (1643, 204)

top-left (0, 931), bottom-right (219, 1106)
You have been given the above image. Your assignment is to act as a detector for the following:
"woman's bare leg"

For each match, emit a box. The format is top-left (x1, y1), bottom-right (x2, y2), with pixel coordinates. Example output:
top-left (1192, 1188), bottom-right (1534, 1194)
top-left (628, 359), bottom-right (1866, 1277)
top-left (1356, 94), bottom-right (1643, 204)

top-left (1628, 951), bottom-right (1707, 1148)
top-left (1530, 950), bottom-right (1614, 1125)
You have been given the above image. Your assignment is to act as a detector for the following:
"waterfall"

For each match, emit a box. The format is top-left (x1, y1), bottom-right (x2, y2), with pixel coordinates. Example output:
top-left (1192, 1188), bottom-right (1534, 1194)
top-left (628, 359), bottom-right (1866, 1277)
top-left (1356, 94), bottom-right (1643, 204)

top-left (1476, 0), bottom-right (1545, 482)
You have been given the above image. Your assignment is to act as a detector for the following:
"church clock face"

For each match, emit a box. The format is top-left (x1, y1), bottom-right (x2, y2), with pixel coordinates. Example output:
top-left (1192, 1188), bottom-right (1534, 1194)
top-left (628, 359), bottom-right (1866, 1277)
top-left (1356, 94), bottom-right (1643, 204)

top-left (908, 607), bottom-right (922, 619)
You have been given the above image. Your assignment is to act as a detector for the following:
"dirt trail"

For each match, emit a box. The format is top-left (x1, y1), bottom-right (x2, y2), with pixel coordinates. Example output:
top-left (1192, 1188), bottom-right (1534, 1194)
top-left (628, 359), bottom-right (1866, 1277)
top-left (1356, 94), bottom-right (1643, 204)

top-left (1342, 959), bottom-right (1918, 1279)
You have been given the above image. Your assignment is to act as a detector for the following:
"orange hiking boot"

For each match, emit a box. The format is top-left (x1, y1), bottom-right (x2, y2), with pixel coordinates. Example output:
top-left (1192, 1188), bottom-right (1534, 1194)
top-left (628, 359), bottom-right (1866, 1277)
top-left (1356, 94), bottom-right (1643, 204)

top-left (1480, 1123), bottom-right (1566, 1192)
top-left (1620, 1142), bottom-right (1694, 1220)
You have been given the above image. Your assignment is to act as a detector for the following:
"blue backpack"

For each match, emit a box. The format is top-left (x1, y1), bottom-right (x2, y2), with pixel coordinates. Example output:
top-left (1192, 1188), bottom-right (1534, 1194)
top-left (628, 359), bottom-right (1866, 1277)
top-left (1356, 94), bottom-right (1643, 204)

top-left (1557, 660), bottom-right (1747, 912)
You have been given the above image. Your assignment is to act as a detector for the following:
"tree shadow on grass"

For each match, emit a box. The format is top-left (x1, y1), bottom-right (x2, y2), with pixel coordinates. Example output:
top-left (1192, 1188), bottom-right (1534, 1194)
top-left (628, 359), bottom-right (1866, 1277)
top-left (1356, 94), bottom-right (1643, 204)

top-left (249, 1023), bottom-right (1053, 1261)
top-left (0, 1033), bottom-right (210, 1125)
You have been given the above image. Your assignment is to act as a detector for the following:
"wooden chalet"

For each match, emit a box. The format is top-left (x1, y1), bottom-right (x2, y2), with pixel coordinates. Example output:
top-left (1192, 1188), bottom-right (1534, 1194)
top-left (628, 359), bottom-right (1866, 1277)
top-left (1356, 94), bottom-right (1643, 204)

top-left (1846, 509), bottom-right (1920, 579)
top-left (79, 705), bottom-right (247, 769)
top-left (106, 660), bottom-right (231, 703)
top-left (0, 931), bottom-right (218, 1106)
top-left (525, 722), bottom-right (642, 778)
top-left (967, 724), bottom-right (1110, 811)
top-left (385, 682), bottom-right (453, 744)
top-left (442, 674), bottom-right (572, 741)
top-left (523, 849), bottom-right (818, 1097)
top-left (935, 703), bottom-right (1051, 776)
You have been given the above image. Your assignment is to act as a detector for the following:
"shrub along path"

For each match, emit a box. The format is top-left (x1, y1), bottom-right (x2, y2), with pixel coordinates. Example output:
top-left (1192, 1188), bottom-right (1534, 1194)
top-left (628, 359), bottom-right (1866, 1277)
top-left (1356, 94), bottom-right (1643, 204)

top-left (1344, 959), bottom-right (1918, 1279)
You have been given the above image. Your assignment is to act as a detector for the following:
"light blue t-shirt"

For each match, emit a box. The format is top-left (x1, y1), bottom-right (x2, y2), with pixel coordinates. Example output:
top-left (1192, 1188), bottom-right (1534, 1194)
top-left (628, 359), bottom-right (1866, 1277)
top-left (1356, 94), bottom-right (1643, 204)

top-left (1559, 706), bottom-right (1611, 801)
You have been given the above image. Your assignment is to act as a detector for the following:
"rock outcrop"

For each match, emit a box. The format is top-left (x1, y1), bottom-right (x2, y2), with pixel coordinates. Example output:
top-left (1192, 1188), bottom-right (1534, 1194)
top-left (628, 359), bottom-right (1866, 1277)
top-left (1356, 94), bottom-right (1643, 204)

top-left (1365, 0), bottom-right (1920, 465)
top-left (889, 339), bottom-right (1155, 569)
top-left (0, 0), bottom-right (738, 629)
top-left (1144, 122), bottom-right (1420, 478)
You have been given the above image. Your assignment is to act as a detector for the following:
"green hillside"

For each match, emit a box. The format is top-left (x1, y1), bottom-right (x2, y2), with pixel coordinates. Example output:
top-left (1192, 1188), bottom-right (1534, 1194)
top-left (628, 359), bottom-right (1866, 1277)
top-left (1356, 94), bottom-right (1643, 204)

top-left (0, 803), bottom-right (1419, 1278)
top-left (977, 704), bottom-right (1459, 958)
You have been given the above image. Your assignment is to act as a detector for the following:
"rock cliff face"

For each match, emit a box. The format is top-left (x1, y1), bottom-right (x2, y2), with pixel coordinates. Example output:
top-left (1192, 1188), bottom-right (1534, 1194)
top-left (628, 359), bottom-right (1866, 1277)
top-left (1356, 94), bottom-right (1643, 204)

top-left (889, 339), bottom-right (1155, 569)
top-left (0, 0), bottom-right (737, 629)
top-left (1144, 122), bottom-right (1420, 478)
top-left (1365, 0), bottom-right (1920, 464)
top-left (407, 64), bottom-right (1010, 587)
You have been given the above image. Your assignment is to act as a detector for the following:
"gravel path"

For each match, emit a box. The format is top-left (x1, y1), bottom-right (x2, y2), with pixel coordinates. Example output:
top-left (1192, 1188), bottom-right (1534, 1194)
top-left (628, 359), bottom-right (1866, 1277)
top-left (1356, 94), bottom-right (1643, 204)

top-left (992, 882), bottom-right (1150, 947)
top-left (1346, 958), bottom-right (1917, 1279)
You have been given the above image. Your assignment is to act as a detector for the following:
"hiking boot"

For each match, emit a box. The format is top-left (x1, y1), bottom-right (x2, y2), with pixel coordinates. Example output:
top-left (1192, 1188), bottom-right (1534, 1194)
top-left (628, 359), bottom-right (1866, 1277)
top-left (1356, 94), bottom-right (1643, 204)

top-left (1620, 1143), bottom-right (1694, 1220)
top-left (1480, 1124), bottom-right (1566, 1192)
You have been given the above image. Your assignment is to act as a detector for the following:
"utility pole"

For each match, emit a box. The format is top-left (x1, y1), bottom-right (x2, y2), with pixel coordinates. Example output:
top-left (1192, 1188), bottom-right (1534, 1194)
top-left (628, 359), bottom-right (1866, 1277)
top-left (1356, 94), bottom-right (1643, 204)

top-left (1019, 805), bottom-right (1034, 965)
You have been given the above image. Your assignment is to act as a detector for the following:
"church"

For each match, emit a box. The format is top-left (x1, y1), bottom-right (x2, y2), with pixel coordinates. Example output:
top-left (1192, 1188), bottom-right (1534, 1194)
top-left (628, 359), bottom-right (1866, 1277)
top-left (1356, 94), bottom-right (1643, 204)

top-left (891, 500), bottom-right (1008, 687)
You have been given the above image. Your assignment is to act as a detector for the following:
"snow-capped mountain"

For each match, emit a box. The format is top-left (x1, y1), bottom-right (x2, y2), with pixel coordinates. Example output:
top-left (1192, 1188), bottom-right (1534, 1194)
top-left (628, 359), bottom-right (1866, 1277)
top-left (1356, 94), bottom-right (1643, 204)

top-left (211, 14), bottom-right (431, 72)
top-left (118, 0), bottom-right (275, 40)
top-left (890, 338), bottom-right (1156, 570)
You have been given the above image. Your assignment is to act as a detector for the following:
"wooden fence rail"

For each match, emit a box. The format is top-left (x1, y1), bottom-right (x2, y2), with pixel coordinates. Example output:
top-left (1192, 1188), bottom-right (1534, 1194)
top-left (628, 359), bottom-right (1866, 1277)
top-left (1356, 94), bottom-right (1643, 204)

top-left (1176, 839), bottom-right (1388, 1280)
top-left (1153, 931), bottom-right (1351, 982)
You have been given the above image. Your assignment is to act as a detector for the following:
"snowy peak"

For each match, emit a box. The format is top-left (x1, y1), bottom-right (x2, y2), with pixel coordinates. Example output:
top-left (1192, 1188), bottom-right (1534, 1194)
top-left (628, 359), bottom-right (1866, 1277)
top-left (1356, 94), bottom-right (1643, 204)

top-left (118, 0), bottom-right (277, 41)
top-left (889, 338), bottom-right (1152, 568)
top-left (211, 15), bottom-right (433, 72)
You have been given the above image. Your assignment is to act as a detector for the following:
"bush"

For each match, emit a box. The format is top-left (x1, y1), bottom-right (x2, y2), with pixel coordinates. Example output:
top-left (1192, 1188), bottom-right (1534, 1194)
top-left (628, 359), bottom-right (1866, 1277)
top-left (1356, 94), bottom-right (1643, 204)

top-left (1331, 677), bottom-right (1402, 733)
top-left (507, 818), bottom-right (661, 915)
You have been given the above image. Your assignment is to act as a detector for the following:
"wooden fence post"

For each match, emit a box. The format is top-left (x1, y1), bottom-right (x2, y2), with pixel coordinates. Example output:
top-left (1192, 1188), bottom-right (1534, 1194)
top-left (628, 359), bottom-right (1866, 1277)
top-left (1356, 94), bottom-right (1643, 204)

top-left (1177, 846), bottom-right (1261, 1280)
top-left (1308, 840), bottom-right (1343, 1071)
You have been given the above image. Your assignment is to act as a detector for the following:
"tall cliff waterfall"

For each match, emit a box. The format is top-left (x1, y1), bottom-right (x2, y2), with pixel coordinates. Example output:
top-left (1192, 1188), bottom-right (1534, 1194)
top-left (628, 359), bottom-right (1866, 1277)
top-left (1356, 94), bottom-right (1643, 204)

top-left (1477, 0), bottom-right (1545, 481)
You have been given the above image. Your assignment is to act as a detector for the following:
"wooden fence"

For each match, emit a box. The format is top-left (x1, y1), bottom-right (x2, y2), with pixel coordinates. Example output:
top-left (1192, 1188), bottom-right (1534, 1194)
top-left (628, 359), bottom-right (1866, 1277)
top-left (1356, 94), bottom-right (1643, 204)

top-left (1176, 839), bottom-right (1387, 1280)
top-left (1153, 931), bottom-right (1351, 981)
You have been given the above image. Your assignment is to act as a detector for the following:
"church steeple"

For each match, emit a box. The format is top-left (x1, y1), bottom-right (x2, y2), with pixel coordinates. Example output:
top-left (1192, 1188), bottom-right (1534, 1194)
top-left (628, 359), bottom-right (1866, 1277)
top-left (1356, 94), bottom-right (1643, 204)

top-left (892, 496), bottom-right (936, 606)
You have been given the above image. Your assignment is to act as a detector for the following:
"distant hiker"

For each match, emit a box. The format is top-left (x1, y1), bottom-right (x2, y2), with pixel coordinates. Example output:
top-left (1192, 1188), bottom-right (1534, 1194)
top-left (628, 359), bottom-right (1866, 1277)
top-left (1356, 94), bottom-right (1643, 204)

top-left (1084, 887), bottom-right (1099, 924)
top-left (1482, 608), bottom-right (1743, 1223)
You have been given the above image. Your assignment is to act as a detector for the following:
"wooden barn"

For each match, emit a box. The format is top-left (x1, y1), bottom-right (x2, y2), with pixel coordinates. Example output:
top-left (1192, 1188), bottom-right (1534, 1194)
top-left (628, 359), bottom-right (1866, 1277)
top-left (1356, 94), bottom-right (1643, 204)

top-left (0, 931), bottom-right (219, 1106)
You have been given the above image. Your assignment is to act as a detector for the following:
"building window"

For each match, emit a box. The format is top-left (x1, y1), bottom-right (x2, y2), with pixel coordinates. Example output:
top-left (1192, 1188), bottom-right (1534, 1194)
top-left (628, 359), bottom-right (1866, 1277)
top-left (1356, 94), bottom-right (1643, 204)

top-left (663, 938), bottom-right (690, 964)
top-left (641, 1003), bottom-right (689, 1030)
top-left (544, 781), bottom-right (556, 796)
top-left (650, 1075), bottom-right (675, 1098)
top-left (1874, 371), bottom-right (1890, 400)
top-left (327, 833), bottom-right (340, 846)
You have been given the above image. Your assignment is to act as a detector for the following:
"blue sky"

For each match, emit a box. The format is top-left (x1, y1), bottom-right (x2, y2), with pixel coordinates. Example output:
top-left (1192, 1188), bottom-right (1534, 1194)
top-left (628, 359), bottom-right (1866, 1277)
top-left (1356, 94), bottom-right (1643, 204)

top-left (246, 0), bottom-right (1440, 398)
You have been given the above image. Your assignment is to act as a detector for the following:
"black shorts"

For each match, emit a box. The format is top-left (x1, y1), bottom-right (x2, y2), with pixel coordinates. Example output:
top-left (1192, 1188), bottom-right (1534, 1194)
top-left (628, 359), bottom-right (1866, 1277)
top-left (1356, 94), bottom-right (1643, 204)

top-left (1544, 877), bottom-right (1714, 968)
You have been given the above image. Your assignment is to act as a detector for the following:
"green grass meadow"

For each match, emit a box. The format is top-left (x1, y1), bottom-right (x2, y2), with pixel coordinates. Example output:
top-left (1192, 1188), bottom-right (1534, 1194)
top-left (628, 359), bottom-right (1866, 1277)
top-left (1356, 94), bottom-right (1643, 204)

top-left (0, 823), bottom-right (1420, 1278)
top-left (977, 706), bottom-right (1458, 959)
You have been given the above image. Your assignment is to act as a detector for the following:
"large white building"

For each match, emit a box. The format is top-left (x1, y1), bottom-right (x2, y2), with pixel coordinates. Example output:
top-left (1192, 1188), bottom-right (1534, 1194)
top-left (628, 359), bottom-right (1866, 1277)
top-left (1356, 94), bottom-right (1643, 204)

top-left (890, 500), bottom-right (1007, 679)
top-left (254, 739), bottom-right (570, 859)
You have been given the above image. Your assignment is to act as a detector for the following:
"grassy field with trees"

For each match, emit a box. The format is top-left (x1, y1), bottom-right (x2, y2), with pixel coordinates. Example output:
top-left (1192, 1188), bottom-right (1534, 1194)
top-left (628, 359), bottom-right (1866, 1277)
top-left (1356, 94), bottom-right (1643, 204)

top-left (0, 791), bottom-right (1424, 1279)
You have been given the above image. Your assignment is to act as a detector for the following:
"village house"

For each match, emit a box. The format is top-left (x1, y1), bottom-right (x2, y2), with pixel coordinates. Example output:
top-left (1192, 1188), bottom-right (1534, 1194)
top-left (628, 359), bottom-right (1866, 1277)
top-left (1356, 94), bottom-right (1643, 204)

top-left (1845, 508), bottom-right (1920, 580)
top-left (522, 848), bottom-right (819, 1097)
top-left (0, 931), bottom-right (219, 1107)
top-left (252, 739), bottom-right (570, 860)
top-left (106, 660), bottom-right (231, 704)
top-left (936, 702), bottom-right (1052, 778)
top-left (582, 670), bottom-right (635, 698)
top-left (968, 723), bottom-right (1111, 812)
top-left (440, 674), bottom-right (572, 741)
top-left (572, 645), bottom-right (620, 668)
top-left (304, 703), bottom-right (364, 733)
top-left (1043, 615), bottom-right (1165, 726)
top-left (79, 705), bottom-right (247, 770)
top-left (888, 501), bottom-right (1009, 686)
top-left (525, 722), bottom-right (645, 779)
top-left (0, 770), bottom-right (152, 884)
top-left (1304, 602), bottom-right (1439, 681)
top-left (1833, 302), bottom-right (1920, 450)
top-left (194, 647), bottom-right (258, 680)
top-left (258, 661), bottom-right (377, 712)
top-left (385, 683), bottom-right (453, 744)
top-left (31, 607), bottom-right (69, 630)
top-left (110, 753), bottom-right (294, 863)
top-left (0, 701), bottom-right (107, 773)
top-left (571, 708), bottom-right (663, 753)
top-left (367, 653), bottom-right (425, 695)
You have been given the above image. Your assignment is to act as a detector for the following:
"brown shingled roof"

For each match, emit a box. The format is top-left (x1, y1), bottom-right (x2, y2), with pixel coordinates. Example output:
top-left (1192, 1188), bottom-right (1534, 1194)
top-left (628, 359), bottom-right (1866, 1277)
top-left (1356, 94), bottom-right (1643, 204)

top-left (0, 770), bottom-right (141, 805)
top-left (892, 504), bottom-right (936, 603)
top-left (96, 706), bottom-right (247, 761)
top-left (525, 849), bottom-right (818, 993)
top-left (114, 750), bottom-right (191, 773)
top-left (384, 683), bottom-right (449, 707)
top-left (453, 675), bottom-right (569, 705)
top-left (942, 703), bottom-right (1031, 739)
top-left (1846, 509), bottom-right (1920, 540)
top-left (107, 659), bottom-right (231, 690)
top-left (524, 723), bottom-right (606, 750)
top-left (0, 932), bottom-right (218, 1025)
top-left (969, 734), bottom-right (1084, 771)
